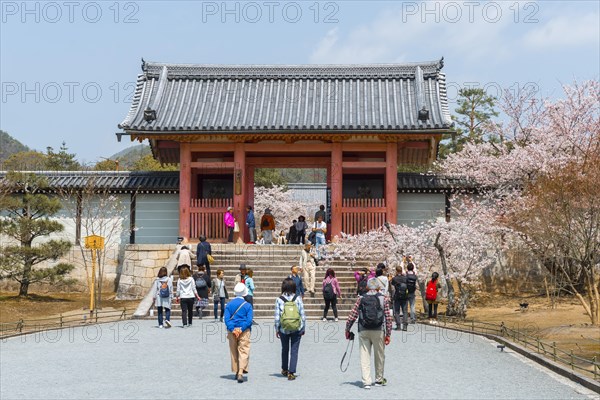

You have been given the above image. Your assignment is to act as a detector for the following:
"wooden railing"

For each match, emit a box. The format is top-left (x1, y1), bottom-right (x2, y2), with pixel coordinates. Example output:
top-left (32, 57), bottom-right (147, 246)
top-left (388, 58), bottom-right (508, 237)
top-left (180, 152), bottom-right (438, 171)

top-left (341, 198), bottom-right (386, 235)
top-left (190, 198), bottom-right (233, 240)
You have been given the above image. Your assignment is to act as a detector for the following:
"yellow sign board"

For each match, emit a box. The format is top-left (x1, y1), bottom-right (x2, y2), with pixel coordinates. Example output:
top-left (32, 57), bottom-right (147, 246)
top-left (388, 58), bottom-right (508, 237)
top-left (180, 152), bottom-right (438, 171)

top-left (84, 235), bottom-right (105, 250)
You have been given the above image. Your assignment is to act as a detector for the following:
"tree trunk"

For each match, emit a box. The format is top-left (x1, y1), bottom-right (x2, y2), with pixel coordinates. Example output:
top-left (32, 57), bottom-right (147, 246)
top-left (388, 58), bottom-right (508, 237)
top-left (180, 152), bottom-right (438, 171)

top-left (418, 280), bottom-right (429, 314)
top-left (434, 232), bottom-right (457, 316)
top-left (18, 243), bottom-right (33, 297)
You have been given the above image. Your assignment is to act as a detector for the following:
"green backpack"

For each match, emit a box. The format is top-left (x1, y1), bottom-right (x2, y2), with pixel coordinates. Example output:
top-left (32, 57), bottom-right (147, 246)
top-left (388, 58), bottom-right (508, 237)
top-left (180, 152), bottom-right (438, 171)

top-left (280, 295), bottom-right (301, 332)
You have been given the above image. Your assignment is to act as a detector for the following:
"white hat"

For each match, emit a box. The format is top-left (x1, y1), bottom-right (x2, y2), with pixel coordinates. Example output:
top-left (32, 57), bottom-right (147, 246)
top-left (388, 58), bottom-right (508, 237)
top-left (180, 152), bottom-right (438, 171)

top-left (227, 206), bottom-right (233, 211)
top-left (234, 282), bottom-right (248, 297)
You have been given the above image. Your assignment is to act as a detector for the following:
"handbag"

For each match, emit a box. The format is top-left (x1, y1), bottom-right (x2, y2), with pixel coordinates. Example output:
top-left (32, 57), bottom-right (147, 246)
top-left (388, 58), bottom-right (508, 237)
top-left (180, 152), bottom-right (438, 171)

top-left (233, 221), bottom-right (240, 232)
top-left (207, 254), bottom-right (215, 263)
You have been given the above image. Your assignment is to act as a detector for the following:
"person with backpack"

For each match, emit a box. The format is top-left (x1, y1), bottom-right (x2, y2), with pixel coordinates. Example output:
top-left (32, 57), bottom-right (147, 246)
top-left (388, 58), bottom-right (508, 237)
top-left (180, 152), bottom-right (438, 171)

top-left (196, 235), bottom-right (212, 276)
top-left (212, 269), bottom-right (229, 322)
top-left (274, 277), bottom-right (306, 381)
top-left (260, 208), bottom-right (276, 245)
top-left (153, 267), bottom-right (173, 328)
top-left (405, 262), bottom-right (418, 324)
top-left (345, 278), bottom-right (393, 390)
top-left (176, 266), bottom-right (202, 328)
top-left (288, 265), bottom-right (305, 298)
top-left (322, 268), bottom-right (342, 322)
top-left (193, 266), bottom-right (211, 319)
top-left (225, 283), bottom-right (254, 383)
top-left (426, 272), bottom-right (442, 324)
top-left (235, 264), bottom-right (247, 285)
top-left (355, 268), bottom-right (373, 296)
top-left (299, 243), bottom-right (317, 296)
top-left (391, 266), bottom-right (409, 331)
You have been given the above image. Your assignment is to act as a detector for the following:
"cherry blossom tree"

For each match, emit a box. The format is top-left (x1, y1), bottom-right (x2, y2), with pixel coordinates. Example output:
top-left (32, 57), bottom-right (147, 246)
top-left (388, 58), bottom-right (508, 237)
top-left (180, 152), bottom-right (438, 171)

top-left (439, 80), bottom-right (600, 324)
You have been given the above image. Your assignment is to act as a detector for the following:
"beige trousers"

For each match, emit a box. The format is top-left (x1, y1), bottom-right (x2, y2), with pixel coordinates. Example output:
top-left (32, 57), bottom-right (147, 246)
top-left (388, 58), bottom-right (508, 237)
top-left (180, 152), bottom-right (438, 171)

top-left (358, 329), bottom-right (385, 386)
top-left (227, 329), bottom-right (251, 375)
top-left (303, 263), bottom-right (316, 293)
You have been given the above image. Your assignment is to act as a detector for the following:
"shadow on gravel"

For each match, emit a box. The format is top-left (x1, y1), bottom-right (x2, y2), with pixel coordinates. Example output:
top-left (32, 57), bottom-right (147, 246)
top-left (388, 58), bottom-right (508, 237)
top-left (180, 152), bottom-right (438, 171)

top-left (341, 381), bottom-right (363, 388)
top-left (268, 373), bottom-right (288, 379)
top-left (220, 374), bottom-right (237, 381)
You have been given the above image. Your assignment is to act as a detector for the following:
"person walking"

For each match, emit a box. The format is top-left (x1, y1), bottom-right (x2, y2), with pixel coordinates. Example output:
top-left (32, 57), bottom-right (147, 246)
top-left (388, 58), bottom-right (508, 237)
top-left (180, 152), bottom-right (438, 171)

top-left (322, 268), bottom-right (342, 321)
top-left (288, 265), bottom-right (305, 298)
top-left (426, 272), bottom-right (442, 324)
top-left (311, 214), bottom-right (327, 260)
top-left (176, 246), bottom-right (193, 274)
top-left (212, 269), bottom-right (228, 322)
top-left (153, 267), bottom-right (173, 328)
top-left (345, 278), bottom-right (393, 389)
top-left (244, 268), bottom-right (255, 306)
top-left (375, 263), bottom-right (390, 297)
top-left (196, 235), bottom-right (212, 276)
top-left (275, 278), bottom-right (306, 380)
top-left (176, 266), bottom-right (201, 328)
top-left (314, 205), bottom-right (326, 222)
top-left (391, 266), bottom-right (409, 331)
top-left (246, 206), bottom-right (257, 244)
top-left (295, 216), bottom-right (308, 245)
top-left (193, 266), bottom-right (211, 319)
top-left (405, 262), bottom-right (418, 324)
top-left (354, 268), bottom-right (374, 296)
top-left (224, 206), bottom-right (236, 243)
top-left (225, 283), bottom-right (254, 383)
top-left (299, 243), bottom-right (317, 297)
top-left (260, 208), bottom-right (275, 244)
top-left (235, 264), bottom-right (247, 285)
top-left (287, 220), bottom-right (298, 245)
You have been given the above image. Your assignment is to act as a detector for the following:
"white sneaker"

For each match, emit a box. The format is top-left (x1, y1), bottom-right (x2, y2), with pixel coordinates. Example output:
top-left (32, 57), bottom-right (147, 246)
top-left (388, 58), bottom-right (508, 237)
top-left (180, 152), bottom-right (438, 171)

top-left (334, 318), bottom-right (339, 322)
top-left (363, 385), bottom-right (371, 390)
top-left (322, 318), bottom-right (327, 322)
top-left (158, 325), bottom-right (163, 329)
top-left (164, 320), bottom-right (172, 328)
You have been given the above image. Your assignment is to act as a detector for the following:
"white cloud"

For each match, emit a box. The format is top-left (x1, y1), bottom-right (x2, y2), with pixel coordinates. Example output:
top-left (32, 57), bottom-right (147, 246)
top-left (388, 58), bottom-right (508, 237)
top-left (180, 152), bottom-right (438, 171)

top-left (523, 14), bottom-right (600, 48)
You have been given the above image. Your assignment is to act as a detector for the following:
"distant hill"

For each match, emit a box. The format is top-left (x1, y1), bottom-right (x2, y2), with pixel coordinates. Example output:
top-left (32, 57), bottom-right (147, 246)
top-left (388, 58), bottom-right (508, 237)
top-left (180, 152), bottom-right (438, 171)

top-left (0, 130), bottom-right (29, 162)
top-left (109, 144), bottom-right (152, 168)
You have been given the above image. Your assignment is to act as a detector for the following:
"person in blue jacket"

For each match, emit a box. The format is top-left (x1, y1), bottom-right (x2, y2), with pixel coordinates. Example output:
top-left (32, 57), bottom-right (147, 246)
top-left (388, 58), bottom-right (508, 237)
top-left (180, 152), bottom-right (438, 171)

top-left (288, 265), bottom-right (305, 297)
top-left (225, 283), bottom-right (254, 383)
top-left (246, 206), bottom-right (256, 244)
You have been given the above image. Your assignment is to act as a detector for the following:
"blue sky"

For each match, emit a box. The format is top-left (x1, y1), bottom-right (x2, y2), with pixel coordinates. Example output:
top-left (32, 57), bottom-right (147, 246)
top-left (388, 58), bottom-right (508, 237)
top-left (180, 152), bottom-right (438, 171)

top-left (1, 0), bottom-right (598, 164)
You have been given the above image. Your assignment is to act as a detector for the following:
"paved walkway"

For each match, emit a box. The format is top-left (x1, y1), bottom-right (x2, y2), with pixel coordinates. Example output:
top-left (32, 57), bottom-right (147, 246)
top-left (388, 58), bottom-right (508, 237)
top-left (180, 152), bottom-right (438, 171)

top-left (1, 320), bottom-right (597, 399)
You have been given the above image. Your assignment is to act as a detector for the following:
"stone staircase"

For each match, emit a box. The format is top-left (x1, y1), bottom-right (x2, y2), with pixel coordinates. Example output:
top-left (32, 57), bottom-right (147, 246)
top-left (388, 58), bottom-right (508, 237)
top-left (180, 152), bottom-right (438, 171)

top-left (149, 243), bottom-right (372, 320)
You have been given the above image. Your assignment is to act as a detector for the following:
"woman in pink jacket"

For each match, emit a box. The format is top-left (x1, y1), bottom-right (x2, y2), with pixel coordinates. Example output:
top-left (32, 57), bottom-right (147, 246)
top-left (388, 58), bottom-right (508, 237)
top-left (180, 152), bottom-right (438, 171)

top-left (224, 206), bottom-right (236, 243)
top-left (322, 268), bottom-right (343, 321)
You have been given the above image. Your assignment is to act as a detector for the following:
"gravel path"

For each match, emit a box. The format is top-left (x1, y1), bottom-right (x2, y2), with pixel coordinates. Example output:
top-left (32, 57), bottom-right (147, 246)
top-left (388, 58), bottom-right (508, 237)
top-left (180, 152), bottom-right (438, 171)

top-left (1, 319), bottom-right (596, 399)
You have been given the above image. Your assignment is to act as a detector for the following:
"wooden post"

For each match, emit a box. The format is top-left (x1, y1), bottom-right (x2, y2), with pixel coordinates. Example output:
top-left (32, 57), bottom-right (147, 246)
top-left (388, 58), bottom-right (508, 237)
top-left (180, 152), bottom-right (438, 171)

top-left (234, 143), bottom-right (246, 243)
top-left (179, 143), bottom-right (192, 240)
top-left (330, 143), bottom-right (343, 238)
top-left (386, 142), bottom-right (398, 225)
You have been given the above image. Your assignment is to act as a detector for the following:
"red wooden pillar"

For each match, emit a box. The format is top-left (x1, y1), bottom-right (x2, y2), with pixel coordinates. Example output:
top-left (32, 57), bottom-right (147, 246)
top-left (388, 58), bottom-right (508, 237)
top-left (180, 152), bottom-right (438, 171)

top-left (233, 143), bottom-right (246, 243)
top-left (386, 142), bottom-right (398, 225)
top-left (330, 142), bottom-right (343, 239)
top-left (179, 143), bottom-right (191, 240)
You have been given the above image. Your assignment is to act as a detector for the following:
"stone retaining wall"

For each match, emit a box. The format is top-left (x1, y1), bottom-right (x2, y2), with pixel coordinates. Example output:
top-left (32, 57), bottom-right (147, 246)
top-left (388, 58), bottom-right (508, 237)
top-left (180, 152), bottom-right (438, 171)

top-left (116, 244), bottom-right (176, 300)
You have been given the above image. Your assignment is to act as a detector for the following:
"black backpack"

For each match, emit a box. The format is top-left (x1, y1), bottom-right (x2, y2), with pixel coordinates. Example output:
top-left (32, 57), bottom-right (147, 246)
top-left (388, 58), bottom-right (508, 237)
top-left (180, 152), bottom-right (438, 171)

top-left (393, 277), bottom-right (408, 300)
top-left (359, 294), bottom-right (384, 330)
top-left (357, 277), bottom-right (368, 296)
top-left (323, 282), bottom-right (335, 300)
top-left (406, 274), bottom-right (417, 293)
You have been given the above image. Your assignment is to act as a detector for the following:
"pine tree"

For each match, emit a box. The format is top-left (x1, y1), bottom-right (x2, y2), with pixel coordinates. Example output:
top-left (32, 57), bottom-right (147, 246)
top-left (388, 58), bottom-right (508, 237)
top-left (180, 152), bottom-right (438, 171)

top-left (0, 172), bottom-right (75, 296)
